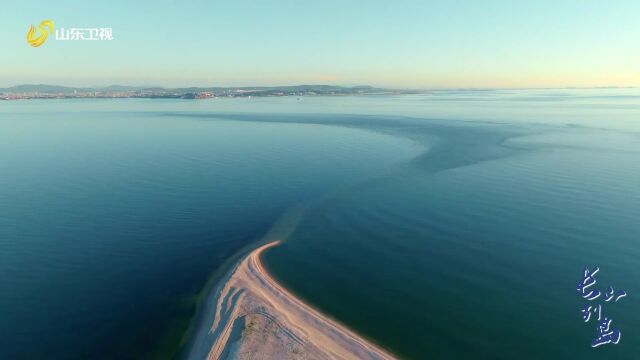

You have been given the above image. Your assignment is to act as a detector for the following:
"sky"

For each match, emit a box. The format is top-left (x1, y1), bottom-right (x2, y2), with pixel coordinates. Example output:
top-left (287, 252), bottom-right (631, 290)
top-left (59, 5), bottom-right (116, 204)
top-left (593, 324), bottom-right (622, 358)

top-left (1, 0), bottom-right (640, 88)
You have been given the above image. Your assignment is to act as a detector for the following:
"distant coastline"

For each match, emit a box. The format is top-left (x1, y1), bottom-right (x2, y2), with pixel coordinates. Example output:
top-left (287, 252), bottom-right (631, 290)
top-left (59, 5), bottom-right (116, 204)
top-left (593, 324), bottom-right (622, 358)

top-left (0, 84), bottom-right (416, 100)
top-left (1, 84), bottom-right (635, 101)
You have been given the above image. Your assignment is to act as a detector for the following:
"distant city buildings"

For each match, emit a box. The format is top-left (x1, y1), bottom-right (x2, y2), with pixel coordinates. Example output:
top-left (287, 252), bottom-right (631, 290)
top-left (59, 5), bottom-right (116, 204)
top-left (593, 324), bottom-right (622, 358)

top-left (0, 85), bottom-right (410, 100)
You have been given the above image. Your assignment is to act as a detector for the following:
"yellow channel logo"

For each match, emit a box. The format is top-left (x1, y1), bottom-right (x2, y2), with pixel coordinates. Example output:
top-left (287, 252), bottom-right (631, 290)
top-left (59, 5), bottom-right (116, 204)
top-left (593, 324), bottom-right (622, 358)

top-left (27, 20), bottom-right (54, 47)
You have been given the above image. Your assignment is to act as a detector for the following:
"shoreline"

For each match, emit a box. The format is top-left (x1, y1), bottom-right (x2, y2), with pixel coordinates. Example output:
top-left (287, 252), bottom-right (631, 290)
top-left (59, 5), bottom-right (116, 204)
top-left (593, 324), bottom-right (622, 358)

top-left (184, 240), bottom-right (397, 359)
top-left (178, 123), bottom-right (436, 359)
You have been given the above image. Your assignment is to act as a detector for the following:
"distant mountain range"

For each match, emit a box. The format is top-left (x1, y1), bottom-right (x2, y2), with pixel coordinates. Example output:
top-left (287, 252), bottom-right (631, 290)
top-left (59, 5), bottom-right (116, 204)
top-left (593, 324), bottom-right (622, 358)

top-left (2, 84), bottom-right (635, 95)
top-left (0, 84), bottom-right (397, 95)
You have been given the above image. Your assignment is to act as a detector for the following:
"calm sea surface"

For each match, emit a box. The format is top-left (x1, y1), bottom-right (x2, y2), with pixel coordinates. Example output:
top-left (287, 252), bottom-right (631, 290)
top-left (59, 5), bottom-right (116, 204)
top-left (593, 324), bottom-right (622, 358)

top-left (1, 90), bottom-right (639, 359)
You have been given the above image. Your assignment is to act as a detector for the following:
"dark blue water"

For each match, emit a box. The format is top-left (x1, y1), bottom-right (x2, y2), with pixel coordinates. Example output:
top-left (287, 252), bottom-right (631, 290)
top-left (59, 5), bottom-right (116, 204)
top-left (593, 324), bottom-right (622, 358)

top-left (0, 105), bottom-right (419, 359)
top-left (1, 91), bottom-right (639, 359)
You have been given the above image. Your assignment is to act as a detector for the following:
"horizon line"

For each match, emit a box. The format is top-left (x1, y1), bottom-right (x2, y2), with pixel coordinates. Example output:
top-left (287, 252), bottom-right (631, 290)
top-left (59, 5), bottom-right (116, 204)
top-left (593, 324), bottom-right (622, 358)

top-left (2, 83), bottom-right (638, 92)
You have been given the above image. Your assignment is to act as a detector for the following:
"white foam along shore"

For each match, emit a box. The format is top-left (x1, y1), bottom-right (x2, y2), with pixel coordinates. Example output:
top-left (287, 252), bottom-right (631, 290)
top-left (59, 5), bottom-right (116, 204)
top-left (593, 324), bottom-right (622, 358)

top-left (185, 240), bottom-right (397, 360)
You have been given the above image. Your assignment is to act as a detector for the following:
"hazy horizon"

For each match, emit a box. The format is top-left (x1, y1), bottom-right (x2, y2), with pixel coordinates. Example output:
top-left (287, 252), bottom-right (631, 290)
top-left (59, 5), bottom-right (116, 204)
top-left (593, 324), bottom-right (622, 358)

top-left (3, 1), bottom-right (640, 88)
top-left (2, 82), bottom-right (639, 91)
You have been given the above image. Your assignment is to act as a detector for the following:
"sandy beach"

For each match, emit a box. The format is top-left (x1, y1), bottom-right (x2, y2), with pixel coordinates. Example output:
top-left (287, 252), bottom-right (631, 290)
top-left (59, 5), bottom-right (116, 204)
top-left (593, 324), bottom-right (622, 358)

top-left (185, 240), bottom-right (396, 360)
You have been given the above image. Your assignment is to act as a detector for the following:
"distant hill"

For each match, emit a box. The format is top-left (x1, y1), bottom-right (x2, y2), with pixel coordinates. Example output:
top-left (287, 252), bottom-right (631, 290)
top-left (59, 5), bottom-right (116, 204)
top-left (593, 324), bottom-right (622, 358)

top-left (0, 84), bottom-right (89, 93)
top-left (0, 84), bottom-right (413, 100)
top-left (0, 84), bottom-right (390, 94)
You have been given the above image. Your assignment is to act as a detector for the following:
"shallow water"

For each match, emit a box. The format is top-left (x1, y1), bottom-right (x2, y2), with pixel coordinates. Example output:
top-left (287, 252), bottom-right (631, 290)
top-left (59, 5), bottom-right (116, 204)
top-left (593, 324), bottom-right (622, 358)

top-left (1, 91), bottom-right (639, 359)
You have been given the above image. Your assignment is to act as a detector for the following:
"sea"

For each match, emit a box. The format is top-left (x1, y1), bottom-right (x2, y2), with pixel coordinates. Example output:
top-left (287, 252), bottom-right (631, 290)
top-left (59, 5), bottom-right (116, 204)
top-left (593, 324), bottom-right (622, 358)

top-left (1, 90), bottom-right (639, 359)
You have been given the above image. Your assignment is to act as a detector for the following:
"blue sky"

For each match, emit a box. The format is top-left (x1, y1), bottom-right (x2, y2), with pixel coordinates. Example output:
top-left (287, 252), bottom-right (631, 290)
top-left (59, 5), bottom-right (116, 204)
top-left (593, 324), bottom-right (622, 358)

top-left (2, 0), bottom-right (639, 88)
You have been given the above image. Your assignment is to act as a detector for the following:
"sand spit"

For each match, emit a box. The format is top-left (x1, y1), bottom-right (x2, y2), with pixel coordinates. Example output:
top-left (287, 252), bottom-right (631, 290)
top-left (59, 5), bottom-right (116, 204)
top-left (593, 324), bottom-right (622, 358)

top-left (186, 241), bottom-right (396, 360)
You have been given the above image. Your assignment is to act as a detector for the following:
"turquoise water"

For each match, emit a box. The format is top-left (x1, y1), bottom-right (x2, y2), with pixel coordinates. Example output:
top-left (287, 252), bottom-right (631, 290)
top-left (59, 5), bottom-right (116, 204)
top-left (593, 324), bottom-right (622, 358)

top-left (1, 91), bottom-right (639, 359)
top-left (261, 92), bottom-right (640, 359)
